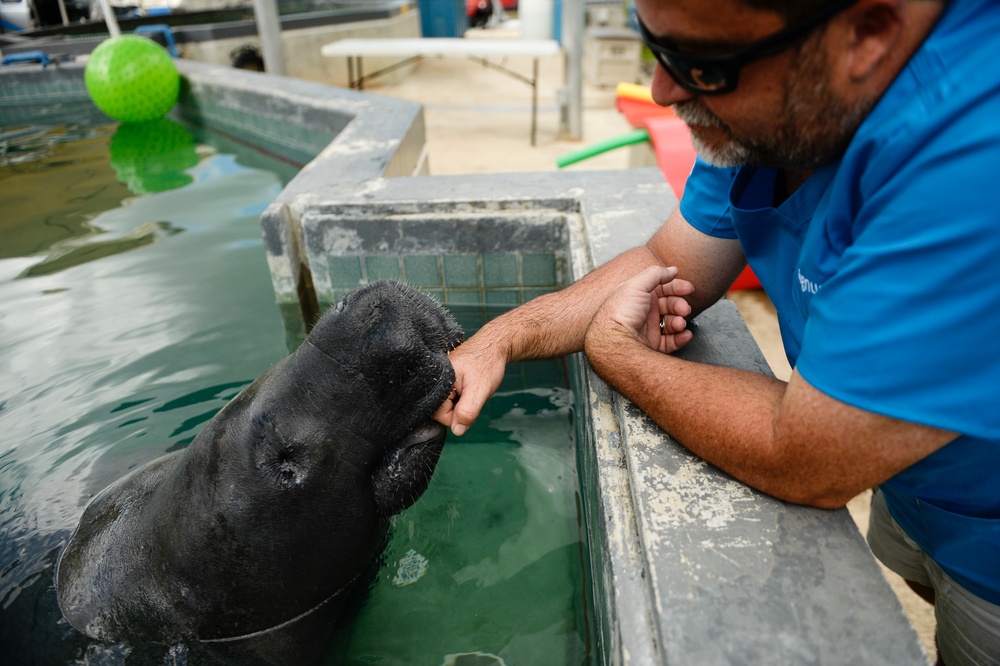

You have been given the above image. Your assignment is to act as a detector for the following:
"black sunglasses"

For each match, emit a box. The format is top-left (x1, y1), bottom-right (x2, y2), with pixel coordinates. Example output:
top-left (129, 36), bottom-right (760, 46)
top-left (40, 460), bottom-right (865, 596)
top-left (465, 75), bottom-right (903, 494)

top-left (636, 0), bottom-right (860, 95)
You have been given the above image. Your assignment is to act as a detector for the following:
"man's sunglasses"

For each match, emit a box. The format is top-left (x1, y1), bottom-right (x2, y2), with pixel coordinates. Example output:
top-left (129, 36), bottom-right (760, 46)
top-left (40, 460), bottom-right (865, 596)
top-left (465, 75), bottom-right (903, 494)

top-left (636, 0), bottom-right (860, 95)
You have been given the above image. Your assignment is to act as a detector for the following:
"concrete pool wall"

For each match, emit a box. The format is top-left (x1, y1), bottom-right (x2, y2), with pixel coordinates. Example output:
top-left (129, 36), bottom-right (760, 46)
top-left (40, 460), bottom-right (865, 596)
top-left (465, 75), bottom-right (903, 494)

top-left (1, 59), bottom-right (930, 665)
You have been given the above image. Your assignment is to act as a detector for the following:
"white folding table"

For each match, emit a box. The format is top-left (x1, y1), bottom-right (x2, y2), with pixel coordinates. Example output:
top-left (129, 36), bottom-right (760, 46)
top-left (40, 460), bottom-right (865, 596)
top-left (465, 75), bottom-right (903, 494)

top-left (320, 38), bottom-right (561, 145)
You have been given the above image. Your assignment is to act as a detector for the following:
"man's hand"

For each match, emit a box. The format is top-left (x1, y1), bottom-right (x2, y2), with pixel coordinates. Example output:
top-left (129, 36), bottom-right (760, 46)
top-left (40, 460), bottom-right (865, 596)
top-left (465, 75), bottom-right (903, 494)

top-left (432, 331), bottom-right (508, 436)
top-left (585, 265), bottom-right (695, 356)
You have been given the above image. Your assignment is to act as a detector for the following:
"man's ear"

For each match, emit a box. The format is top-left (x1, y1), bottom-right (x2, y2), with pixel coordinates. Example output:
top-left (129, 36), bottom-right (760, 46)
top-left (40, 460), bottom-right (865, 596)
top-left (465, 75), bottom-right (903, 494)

top-left (840, 0), bottom-right (905, 82)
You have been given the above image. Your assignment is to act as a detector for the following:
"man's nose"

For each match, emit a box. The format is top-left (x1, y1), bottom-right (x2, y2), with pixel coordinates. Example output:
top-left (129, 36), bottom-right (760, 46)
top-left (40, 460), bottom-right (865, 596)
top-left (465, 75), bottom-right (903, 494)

top-left (650, 63), bottom-right (696, 107)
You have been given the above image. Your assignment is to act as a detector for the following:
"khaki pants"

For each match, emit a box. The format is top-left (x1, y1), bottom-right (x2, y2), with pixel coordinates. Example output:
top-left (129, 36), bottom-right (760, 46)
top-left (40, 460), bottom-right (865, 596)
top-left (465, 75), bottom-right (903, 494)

top-left (868, 489), bottom-right (1000, 666)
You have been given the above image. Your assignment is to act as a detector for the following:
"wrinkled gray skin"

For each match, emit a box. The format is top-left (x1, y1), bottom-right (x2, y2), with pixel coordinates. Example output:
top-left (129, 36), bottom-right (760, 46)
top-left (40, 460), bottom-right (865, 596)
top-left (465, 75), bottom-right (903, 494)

top-left (56, 281), bottom-right (463, 663)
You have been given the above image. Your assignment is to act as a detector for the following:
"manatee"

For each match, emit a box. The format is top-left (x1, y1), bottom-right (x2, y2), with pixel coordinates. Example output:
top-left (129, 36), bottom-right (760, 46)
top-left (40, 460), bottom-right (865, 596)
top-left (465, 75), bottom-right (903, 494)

top-left (55, 280), bottom-right (463, 663)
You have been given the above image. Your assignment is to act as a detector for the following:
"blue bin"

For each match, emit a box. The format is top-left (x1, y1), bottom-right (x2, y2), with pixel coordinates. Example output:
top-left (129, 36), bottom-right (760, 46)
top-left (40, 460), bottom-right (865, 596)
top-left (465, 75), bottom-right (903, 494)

top-left (419, 0), bottom-right (469, 37)
top-left (553, 0), bottom-right (562, 43)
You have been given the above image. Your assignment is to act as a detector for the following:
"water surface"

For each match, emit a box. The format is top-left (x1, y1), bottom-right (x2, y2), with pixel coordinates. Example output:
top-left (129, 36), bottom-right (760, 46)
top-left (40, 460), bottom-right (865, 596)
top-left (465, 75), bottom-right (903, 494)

top-left (0, 119), bottom-right (295, 662)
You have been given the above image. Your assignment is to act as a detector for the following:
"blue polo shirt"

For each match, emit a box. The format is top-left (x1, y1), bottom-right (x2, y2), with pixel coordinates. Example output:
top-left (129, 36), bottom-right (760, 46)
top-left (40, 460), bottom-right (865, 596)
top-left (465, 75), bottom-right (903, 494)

top-left (679, 0), bottom-right (1000, 605)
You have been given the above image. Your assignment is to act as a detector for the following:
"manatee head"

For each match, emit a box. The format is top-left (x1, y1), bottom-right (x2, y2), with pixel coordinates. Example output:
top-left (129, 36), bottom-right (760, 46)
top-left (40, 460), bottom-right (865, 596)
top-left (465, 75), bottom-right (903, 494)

top-left (251, 279), bottom-right (464, 516)
top-left (56, 280), bottom-right (463, 653)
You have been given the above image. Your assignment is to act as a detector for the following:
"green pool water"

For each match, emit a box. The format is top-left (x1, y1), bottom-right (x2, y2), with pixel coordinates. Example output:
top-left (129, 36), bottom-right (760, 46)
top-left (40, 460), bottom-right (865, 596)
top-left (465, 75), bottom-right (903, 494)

top-left (0, 121), bottom-right (592, 664)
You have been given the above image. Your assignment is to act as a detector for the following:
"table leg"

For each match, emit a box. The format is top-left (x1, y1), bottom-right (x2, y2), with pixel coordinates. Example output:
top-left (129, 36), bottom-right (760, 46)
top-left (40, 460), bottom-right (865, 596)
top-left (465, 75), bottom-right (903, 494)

top-left (358, 57), bottom-right (365, 91)
top-left (347, 56), bottom-right (356, 89)
top-left (531, 57), bottom-right (539, 146)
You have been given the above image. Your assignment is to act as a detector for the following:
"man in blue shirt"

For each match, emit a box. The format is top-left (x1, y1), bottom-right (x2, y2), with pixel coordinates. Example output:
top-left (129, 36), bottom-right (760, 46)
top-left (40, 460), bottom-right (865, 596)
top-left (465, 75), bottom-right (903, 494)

top-left (434, 0), bottom-right (1000, 663)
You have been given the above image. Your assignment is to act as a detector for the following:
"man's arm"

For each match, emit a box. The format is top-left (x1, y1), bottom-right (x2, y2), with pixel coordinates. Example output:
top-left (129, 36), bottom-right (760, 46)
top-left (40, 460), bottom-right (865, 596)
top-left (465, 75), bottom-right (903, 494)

top-left (434, 207), bottom-right (747, 435)
top-left (585, 267), bottom-right (958, 508)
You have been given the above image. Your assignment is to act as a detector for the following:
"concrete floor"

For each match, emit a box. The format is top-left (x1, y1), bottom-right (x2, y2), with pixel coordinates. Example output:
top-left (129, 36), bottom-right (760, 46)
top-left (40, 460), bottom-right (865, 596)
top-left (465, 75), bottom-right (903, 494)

top-left (339, 18), bottom-right (937, 660)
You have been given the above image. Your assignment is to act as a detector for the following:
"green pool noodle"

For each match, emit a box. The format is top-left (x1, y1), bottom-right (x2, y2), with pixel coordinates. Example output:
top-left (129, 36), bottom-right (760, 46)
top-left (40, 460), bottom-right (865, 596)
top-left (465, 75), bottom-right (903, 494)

top-left (555, 129), bottom-right (651, 169)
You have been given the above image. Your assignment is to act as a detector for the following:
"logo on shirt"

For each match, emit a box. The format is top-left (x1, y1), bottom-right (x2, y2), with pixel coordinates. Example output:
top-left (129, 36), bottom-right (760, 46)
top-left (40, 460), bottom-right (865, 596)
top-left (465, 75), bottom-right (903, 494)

top-left (798, 269), bottom-right (821, 295)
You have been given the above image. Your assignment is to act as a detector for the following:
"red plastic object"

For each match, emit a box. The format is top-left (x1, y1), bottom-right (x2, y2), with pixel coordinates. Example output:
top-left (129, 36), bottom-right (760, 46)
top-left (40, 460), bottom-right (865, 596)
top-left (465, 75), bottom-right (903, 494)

top-left (642, 116), bottom-right (696, 199)
top-left (616, 90), bottom-right (761, 290)
top-left (616, 95), bottom-right (678, 128)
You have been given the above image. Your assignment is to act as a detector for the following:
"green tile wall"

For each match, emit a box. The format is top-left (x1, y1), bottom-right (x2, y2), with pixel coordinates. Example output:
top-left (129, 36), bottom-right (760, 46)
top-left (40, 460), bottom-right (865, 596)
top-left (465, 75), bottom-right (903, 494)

top-left (323, 251), bottom-right (565, 308)
top-left (173, 96), bottom-right (335, 167)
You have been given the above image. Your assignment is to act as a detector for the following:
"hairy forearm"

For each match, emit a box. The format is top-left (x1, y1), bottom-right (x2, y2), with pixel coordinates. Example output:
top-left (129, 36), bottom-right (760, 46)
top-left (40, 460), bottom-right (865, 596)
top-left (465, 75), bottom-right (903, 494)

top-left (472, 206), bottom-right (742, 364)
top-left (482, 244), bottom-right (736, 363)
top-left (482, 245), bottom-right (667, 363)
top-left (584, 324), bottom-right (869, 509)
top-left (590, 339), bottom-right (800, 498)
top-left (589, 317), bottom-right (960, 509)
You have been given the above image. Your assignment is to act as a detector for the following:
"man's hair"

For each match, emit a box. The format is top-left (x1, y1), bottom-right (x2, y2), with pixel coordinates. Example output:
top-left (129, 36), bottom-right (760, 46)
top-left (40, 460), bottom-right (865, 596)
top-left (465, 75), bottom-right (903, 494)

top-left (738, 0), bottom-right (944, 23)
top-left (736, 0), bottom-right (841, 23)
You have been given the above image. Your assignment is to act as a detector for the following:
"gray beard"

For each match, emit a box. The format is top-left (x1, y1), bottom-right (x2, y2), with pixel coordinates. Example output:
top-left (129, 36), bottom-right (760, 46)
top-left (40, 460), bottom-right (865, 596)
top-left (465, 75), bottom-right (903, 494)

top-left (673, 38), bottom-right (875, 171)
top-left (673, 101), bottom-right (752, 167)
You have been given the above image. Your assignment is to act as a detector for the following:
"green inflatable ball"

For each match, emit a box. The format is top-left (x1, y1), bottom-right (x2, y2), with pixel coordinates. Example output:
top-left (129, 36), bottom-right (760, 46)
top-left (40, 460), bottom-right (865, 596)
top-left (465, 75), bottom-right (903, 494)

top-left (85, 36), bottom-right (180, 124)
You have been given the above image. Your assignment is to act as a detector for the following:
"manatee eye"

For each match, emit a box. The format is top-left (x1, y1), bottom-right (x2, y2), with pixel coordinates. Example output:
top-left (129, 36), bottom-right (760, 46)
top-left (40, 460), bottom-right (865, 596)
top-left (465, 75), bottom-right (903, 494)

top-left (277, 461), bottom-right (300, 488)
top-left (251, 413), bottom-right (306, 490)
top-left (267, 443), bottom-right (305, 489)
